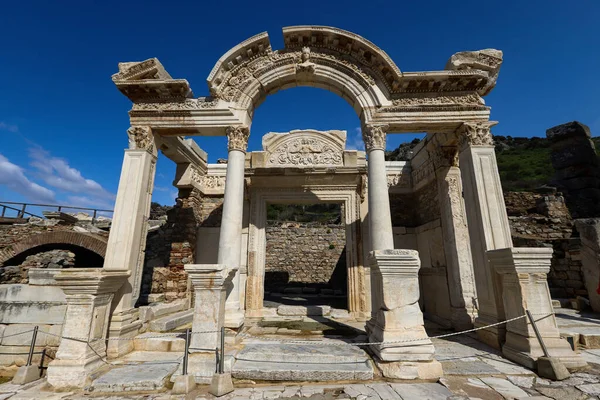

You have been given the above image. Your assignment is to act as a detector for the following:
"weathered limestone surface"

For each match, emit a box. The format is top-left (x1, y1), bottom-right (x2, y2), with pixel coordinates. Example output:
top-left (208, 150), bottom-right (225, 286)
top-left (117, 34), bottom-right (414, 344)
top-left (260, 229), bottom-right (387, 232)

top-left (489, 247), bottom-right (587, 370)
top-left (46, 269), bottom-right (129, 389)
top-left (575, 218), bottom-right (600, 312)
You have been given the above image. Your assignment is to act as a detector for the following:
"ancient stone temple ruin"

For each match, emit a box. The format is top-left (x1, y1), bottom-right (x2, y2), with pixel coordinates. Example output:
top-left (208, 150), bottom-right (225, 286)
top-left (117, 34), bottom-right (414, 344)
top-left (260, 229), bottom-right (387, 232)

top-left (40, 25), bottom-right (585, 387)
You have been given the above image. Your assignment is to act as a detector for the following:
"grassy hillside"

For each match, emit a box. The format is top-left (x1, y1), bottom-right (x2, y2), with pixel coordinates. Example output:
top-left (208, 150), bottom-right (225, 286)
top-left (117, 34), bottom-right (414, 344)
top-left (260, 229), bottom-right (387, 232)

top-left (385, 136), bottom-right (600, 192)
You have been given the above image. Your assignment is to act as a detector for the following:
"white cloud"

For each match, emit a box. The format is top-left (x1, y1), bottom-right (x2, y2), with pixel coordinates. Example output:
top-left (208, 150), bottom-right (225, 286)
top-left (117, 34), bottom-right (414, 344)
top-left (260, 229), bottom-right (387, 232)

top-left (0, 122), bottom-right (19, 133)
top-left (0, 153), bottom-right (55, 203)
top-left (346, 127), bottom-right (365, 151)
top-left (66, 195), bottom-right (114, 211)
top-left (28, 147), bottom-right (116, 202)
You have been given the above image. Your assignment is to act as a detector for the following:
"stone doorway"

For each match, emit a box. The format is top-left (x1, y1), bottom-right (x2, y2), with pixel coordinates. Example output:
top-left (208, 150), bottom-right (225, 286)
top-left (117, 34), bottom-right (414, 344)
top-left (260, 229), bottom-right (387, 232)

top-left (263, 203), bottom-right (348, 313)
top-left (245, 188), bottom-right (368, 319)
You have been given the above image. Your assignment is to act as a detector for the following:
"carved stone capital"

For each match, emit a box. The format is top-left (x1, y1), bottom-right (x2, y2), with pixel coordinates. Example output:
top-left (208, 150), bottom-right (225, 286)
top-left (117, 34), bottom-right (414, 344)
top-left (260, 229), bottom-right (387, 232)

top-left (431, 146), bottom-right (459, 169)
top-left (362, 124), bottom-right (389, 151)
top-left (457, 122), bottom-right (496, 149)
top-left (226, 126), bottom-right (250, 153)
top-left (127, 126), bottom-right (155, 153)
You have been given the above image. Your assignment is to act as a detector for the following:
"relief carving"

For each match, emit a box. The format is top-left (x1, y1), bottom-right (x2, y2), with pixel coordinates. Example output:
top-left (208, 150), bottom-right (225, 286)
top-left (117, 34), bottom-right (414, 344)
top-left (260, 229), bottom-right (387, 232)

top-left (226, 126), bottom-right (250, 152)
top-left (457, 122), bottom-right (495, 148)
top-left (127, 126), bottom-right (154, 153)
top-left (268, 137), bottom-right (342, 166)
top-left (362, 124), bottom-right (388, 151)
top-left (411, 157), bottom-right (435, 186)
top-left (132, 98), bottom-right (218, 111)
top-left (431, 146), bottom-right (459, 169)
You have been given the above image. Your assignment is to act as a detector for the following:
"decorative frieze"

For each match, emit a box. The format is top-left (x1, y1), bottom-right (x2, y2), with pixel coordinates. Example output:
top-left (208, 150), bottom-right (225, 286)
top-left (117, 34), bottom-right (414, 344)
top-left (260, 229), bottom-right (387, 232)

top-left (127, 126), bottom-right (154, 153)
top-left (457, 122), bottom-right (495, 149)
top-left (387, 174), bottom-right (411, 188)
top-left (131, 98), bottom-right (218, 111)
top-left (268, 137), bottom-right (343, 166)
top-left (226, 126), bottom-right (250, 153)
top-left (411, 158), bottom-right (435, 186)
top-left (362, 124), bottom-right (388, 152)
top-left (431, 146), bottom-right (459, 170)
top-left (380, 94), bottom-right (486, 113)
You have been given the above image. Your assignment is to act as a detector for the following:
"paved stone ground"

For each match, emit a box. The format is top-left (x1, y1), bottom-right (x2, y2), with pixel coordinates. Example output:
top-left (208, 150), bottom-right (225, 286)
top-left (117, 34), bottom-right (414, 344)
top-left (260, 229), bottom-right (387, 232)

top-left (556, 308), bottom-right (600, 349)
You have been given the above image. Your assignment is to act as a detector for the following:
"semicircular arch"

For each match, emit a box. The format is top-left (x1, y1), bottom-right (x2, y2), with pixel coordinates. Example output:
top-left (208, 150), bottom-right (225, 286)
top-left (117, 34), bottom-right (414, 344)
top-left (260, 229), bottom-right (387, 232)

top-left (0, 231), bottom-right (108, 266)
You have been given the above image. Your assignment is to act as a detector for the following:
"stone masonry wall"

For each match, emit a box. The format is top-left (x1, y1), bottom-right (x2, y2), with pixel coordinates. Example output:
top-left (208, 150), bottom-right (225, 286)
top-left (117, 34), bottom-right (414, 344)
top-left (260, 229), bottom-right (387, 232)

top-left (264, 221), bottom-right (346, 290)
top-left (141, 189), bottom-right (223, 302)
top-left (505, 191), bottom-right (587, 299)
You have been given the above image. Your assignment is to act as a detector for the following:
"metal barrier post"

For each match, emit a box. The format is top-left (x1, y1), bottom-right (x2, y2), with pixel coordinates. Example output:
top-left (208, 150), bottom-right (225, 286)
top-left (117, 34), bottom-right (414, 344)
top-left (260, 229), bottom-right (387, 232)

top-left (526, 310), bottom-right (550, 357)
top-left (219, 326), bottom-right (225, 374)
top-left (182, 328), bottom-right (190, 376)
top-left (26, 326), bottom-right (39, 366)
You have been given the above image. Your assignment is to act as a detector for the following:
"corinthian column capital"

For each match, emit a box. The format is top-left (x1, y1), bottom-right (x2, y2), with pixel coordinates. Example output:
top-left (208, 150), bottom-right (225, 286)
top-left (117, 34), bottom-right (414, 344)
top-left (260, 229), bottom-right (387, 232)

top-left (226, 126), bottom-right (250, 153)
top-left (456, 122), bottom-right (497, 150)
top-left (127, 126), bottom-right (155, 154)
top-left (362, 124), bottom-right (389, 152)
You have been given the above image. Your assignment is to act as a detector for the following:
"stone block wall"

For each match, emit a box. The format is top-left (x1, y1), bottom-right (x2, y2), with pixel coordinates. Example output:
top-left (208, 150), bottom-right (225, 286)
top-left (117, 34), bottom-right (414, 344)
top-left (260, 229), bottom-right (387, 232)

top-left (505, 191), bottom-right (587, 299)
top-left (141, 189), bottom-right (223, 302)
top-left (264, 221), bottom-right (346, 290)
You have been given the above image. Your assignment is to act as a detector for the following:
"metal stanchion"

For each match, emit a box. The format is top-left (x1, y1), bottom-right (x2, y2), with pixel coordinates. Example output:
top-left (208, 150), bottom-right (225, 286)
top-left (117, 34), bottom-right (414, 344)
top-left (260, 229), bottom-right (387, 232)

top-left (182, 328), bottom-right (190, 376)
top-left (526, 310), bottom-right (549, 357)
top-left (219, 326), bottom-right (225, 374)
top-left (26, 326), bottom-right (39, 366)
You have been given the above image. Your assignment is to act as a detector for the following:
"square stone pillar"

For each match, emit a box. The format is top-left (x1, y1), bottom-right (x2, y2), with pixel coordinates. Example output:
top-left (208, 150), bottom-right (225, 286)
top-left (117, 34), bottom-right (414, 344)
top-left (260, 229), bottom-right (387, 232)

top-left (457, 122), bottom-right (512, 348)
top-left (366, 250), bottom-right (442, 379)
top-left (489, 248), bottom-right (587, 370)
top-left (184, 264), bottom-right (236, 383)
top-left (104, 126), bottom-right (157, 357)
top-left (574, 219), bottom-right (600, 312)
top-left (46, 269), bottom-right (129, 389)
top-left (432, 146), bottom-right (478, 330)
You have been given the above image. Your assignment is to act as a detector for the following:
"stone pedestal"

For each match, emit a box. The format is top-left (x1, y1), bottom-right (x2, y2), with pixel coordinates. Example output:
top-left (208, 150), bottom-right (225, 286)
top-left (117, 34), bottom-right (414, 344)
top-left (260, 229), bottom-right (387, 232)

top-left (185, 264), bottom-right (236, 383)
top-left (46, 269), bottom-right (129, 389)
top-left (489, 248), bottom-right (587, 370)
top-left (219, 126), bottom-right (249, 328)
top-left (366, 250), bottom-right (442, 379)
top-left (575, 219), bottom-right (600, 312)
top-left (104, 128), bottom-right (157, 357)
top-left (458, 122), bottom-right (512, 348)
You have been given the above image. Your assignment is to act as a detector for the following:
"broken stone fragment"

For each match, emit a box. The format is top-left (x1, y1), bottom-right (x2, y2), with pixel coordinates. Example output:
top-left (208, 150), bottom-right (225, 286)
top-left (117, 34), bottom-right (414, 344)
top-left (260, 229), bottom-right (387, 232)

top-left (445, 48), bottom-right (503, 96)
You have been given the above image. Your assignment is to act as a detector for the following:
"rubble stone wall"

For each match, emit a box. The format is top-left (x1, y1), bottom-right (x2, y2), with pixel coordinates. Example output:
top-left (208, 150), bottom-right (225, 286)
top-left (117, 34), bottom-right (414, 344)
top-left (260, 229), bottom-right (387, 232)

top-left (505, 191), bottom-right (587, 299)
top-left (264, 221), bottom-right (346, 289)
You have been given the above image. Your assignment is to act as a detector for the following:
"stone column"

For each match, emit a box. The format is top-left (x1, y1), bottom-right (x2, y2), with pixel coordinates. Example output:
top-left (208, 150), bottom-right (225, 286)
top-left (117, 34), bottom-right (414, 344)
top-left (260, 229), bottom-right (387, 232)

top-left (184, 264), bottom-right (236, 383)
top-left (457, 121), bottom-right (512, 348)
top-left (218, 126), bottom-right (249, 328)
top-left (489, 248), bottom-right (587, 370)
top-left (104, 126), bottom-right (157, 357)
top-left (574, 219), bottom-right (600, 312)
top-left (46, 269), bottom-right (129, 389)
top-left (366, 250), bottom-right (442, 380)
top-left (432, 146), bottom-right (478, 330)
top-left (362, 124), bottom-right (394, 251)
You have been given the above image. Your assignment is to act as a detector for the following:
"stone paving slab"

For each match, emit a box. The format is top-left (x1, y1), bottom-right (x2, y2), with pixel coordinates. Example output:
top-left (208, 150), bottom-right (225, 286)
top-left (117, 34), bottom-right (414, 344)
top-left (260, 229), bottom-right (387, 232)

top-left (91, 362), bottom-right (179, 392)
top-left (237, 343), bottom-right (369, 363)
top-left (232, 358), bottom-right (373, 381)
top-left (480, 377), bottom-right (530, 399)
top-left (389, 382), bottom-right (453, 400)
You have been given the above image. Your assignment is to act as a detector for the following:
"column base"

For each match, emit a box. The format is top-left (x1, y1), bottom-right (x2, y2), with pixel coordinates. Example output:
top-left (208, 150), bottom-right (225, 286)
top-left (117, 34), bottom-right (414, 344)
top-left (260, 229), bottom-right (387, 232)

top-left (107, 310), bottom-right (142, 359)
top-left (181, 352), bottom-right (234, 384)
top-left (474, 314), bottom-right (505, 350)
top-left (373, 357), bottom-right (443, 380)
top-left (224, 309), bottom-right (244, 329)
top-left (46, 357), bottom-right (108, 389)
top-left (366, 320), bottom-right (435, 362)
top-left (502, 334), bottom-right (588, 370)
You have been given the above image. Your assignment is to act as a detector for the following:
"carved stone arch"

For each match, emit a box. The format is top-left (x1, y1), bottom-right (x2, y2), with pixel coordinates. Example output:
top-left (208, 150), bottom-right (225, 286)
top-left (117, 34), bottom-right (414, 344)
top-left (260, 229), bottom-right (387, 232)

top-left (0, 231), bottom-right (108, 266)
top-left (207, 26), bottom-right (397, 121)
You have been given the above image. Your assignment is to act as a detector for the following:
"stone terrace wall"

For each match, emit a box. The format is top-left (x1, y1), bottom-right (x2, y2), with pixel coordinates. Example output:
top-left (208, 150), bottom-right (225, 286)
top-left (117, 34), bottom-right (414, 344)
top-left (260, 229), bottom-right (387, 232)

top-left (505, 191), bottom-right (587, 299)
top-left (264, 221), bottom-right (346, 290)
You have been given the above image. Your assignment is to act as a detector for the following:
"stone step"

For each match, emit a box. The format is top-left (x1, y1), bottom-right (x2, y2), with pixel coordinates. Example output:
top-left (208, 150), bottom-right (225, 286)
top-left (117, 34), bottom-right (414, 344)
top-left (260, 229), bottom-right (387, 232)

top-left (133, 332), bottom-right (186, 352)
top-left (232, 343), bottom-right (373, 381)
top-left (232, 359), bottom-right (373, 381)
top-left (277, 305), bottom-right (331, 316)
top-left (238, 343), bottom-right (369, 363)
top-left (148, 309), bottom-right (193, 332)
top-left (140, 299), bottom-right (187, 323)
top-left (91, 362), bottom-right (179, 392)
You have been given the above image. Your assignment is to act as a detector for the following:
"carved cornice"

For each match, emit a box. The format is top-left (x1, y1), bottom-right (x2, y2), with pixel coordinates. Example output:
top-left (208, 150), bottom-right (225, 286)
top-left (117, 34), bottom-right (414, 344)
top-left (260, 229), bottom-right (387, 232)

top-left (379, 94), bottom-right (486, 113)
top-left (457, 122), bottom-right (496, 148)
top-left (226, 126), bottom-right (250, 153)
top-left (127, 126), bottom-right (155, 153)
top-left (362, 124), bottom-right (388, 152)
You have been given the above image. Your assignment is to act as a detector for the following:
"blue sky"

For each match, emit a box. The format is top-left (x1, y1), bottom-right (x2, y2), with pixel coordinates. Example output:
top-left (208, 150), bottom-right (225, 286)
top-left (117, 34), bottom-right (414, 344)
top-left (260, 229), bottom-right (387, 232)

top-left (0, 0), bottom-right (599, 212)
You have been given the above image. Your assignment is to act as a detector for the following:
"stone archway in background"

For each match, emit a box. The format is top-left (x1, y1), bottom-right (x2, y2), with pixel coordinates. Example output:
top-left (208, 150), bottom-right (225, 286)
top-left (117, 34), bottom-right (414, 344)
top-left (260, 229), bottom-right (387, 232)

top-left (0, 231), bottom-right (108, 266)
